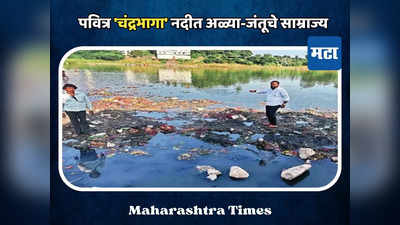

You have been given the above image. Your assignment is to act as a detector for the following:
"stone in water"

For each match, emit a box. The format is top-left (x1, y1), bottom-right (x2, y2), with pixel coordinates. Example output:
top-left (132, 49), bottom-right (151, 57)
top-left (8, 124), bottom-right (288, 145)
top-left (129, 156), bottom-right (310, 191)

top-left (281, 164), bottom-right (312, 181)
top-left (299, 148), bottom-right (316, 160)
top-left (207, 174), bottom-right (218, 181)
top-left (229, 166), bottom-right (249, 179)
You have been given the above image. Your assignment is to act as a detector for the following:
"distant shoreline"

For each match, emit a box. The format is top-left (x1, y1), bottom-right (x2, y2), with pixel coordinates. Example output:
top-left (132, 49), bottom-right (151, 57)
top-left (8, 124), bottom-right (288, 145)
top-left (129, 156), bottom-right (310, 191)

top-left (63, 57), bottom-right (313, 71)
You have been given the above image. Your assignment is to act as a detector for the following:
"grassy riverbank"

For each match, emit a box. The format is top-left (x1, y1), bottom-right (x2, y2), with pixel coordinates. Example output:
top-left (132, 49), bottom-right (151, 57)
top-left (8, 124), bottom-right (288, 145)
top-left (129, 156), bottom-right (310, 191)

top-left (64, 56), bottom-right (313, 71)
top-left (63, 50), bottom-right (336, 79)
top-left (63, 50), bottom-right (337, 90)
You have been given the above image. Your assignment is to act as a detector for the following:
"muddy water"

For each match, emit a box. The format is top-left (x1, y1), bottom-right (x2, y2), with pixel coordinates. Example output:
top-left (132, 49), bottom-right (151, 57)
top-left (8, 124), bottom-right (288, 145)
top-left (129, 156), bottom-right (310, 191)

top-left (62, 69), bottom-right (338, 188)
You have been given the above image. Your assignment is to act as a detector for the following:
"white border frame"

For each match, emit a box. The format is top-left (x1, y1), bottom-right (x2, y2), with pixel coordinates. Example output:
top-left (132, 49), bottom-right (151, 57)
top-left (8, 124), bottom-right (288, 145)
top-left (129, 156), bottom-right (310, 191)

top-left (58, 46), bottom-right (342, 192)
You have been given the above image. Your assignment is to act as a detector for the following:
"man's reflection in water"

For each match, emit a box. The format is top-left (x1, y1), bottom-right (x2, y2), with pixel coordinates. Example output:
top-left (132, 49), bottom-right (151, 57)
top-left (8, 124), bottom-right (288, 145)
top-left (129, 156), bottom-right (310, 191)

top-left (75, 149), bottom-right (105, 178)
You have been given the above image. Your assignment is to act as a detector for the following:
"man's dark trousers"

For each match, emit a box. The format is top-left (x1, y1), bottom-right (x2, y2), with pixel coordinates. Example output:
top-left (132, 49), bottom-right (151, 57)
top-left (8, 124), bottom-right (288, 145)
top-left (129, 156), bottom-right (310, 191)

top-left (66, 111), bottom-right (88, 135)
top-left (265, 105), bottom-right (281, 125)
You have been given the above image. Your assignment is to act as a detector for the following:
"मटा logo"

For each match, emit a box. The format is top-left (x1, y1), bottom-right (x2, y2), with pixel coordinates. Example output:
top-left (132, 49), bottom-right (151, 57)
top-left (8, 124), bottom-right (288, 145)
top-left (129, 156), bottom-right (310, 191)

top-left (310, 47), bottom-right (339, 60)
top-left (307, 36), bottom-right (341, 70)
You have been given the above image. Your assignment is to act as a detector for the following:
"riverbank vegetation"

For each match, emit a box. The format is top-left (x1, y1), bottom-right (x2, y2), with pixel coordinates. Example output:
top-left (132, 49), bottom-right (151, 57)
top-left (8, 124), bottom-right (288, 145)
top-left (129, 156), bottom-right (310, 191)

top-left (64, 50), bottom-right (337, 88)
top-left (65, 50), bottom-right (308, 69)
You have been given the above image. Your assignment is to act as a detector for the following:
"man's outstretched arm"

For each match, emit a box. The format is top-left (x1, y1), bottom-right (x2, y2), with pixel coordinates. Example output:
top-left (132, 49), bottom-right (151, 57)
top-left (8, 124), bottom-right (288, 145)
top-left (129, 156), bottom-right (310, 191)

top-left (249, 89), bottom-right (268, 94)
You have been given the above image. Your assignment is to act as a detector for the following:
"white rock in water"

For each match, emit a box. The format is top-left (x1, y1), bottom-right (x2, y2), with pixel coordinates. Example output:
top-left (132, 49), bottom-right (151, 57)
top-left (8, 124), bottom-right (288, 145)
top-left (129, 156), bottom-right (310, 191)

top-left (207, 174), bottom-right (218, 181)
top-left (281, 164), bottom-right (312, 181)
top-left (207, 168), bottom-right (221, 176)
top-left (229, 166), bottom-right (249, 179)
top-left (299, 148), bottom-right (316, 159)
top-left (196, 166), bottom-right (221, 181)
top-left (331, 156), bottom-right (338, 162)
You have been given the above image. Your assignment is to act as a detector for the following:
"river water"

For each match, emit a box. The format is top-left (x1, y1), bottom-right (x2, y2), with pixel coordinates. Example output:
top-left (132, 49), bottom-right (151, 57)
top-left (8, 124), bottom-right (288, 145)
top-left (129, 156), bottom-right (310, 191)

top-left (62, 68), bottom-right (339, 188)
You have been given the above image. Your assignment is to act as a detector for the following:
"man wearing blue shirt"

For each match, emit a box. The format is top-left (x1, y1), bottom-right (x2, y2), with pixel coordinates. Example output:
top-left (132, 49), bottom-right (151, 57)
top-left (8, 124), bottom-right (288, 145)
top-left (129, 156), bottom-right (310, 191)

top-left (62, 84), bottom-right (94, 135)
top-left (251, 80), bottom-right (290, 128)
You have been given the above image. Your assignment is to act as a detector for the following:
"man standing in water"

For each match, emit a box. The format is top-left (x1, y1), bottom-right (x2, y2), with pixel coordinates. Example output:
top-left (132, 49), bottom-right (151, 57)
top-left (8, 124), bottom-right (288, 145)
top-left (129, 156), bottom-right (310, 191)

top-left (62, 84), bottom-right (94, 136)
top-left (250, 80), bottom-right (290, 128)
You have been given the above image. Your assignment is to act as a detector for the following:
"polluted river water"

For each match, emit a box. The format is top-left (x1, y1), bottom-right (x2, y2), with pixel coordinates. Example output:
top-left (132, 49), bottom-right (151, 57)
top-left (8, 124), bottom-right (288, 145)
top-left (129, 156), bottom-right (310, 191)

top-left (61, 68), bottom-right (339, 188)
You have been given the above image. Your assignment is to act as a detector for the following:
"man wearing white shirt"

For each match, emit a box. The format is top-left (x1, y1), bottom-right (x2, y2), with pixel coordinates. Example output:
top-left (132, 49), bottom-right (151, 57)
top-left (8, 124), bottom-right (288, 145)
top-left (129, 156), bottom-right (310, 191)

top-left (62, 84), bottom-right (94, 135)
top-left (251, 80), bottom-right (290, 128)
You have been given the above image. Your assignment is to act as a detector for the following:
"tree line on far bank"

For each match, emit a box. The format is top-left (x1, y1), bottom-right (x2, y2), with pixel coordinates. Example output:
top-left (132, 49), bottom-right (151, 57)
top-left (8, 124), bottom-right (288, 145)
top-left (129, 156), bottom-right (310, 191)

top-left (191, 50), bottom-right (307, 66)
top-left (69, 50), bottom-right (307, 66)
top-left (69, 50), bottom-right (126, 61)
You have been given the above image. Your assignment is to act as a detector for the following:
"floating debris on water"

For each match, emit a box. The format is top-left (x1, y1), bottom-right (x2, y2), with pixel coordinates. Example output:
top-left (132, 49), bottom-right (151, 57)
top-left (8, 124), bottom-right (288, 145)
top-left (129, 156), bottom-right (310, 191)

top-left (130, 150), bottom-right (151, 156)
top-left (177, 153), bottom-right (193, 160)
top-left (62, 100), bottom-right (338, 187)
top-left (63, 106), bottom-right (338, 163)
top-left (91, 96), bottom-right (218, 113)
